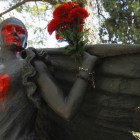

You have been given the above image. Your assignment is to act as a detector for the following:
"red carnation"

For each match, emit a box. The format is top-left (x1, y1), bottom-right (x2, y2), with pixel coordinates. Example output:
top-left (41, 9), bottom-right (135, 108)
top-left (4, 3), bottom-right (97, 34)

top-left (53, 4), bottom-right (71, 20)
top-left (75, 18), bottom-right (85, 25)
top-left (75, 19), bottom-right (85, 32)
top-left (47, 18), bottom-right (62, 35)
top-left (47, 1), bottom-right (88, 40)
top-left (78, 26), bottom-right (84, 32)
top-left (64, 1), bottom-right (80, 9)
top-left (55, 32), bottom-right (64, 40)
top-left (69, 7), bottom-right (89, 22)
top-left (61, 23), bottom-right (72, 30)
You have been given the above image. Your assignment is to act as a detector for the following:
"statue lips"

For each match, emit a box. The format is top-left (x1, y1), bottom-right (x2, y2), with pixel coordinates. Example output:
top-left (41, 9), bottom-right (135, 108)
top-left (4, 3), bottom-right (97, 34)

top-left (6, 34), bottom-right (20, 47)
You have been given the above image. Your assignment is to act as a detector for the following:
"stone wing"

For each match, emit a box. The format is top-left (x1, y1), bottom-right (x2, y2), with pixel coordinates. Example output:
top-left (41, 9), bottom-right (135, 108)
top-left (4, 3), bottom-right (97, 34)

top-left (36, 45), bottom-right (140, 140)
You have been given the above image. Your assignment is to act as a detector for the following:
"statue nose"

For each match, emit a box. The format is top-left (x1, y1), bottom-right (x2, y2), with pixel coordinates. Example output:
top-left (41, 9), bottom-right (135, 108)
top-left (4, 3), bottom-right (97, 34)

top-left (12, 29), bottom-right (17, 35)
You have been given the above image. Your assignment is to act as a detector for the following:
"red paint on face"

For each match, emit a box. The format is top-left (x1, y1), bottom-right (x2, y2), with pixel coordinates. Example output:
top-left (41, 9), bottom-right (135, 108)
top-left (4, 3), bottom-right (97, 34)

top-left (2, 24), bottom-right (25, 51)
top-left (0, 74), bottom-right (10, 112)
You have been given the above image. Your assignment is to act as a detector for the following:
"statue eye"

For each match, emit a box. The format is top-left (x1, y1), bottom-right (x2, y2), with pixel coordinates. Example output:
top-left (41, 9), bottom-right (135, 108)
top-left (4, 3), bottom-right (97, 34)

top-left (15, 26), bottom-right (25, 34)
top-left (16, 29), bottom-right (21, 34)
top-left (2, 24), bottom-right (13, 33)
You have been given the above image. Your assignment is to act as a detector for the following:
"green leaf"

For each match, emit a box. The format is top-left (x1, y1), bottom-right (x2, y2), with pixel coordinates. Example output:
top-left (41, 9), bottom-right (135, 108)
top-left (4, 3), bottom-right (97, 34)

top-left (83, 39), bottom-right (89, 45)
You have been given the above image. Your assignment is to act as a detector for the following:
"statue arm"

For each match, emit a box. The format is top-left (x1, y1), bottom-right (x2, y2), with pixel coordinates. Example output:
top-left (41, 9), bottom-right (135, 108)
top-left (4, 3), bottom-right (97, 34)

top-left (32, 52), bottom-right (99, 121)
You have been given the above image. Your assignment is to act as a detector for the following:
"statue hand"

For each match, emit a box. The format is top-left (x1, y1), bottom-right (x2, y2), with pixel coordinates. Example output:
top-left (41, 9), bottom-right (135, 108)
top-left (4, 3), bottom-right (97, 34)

top-left (32, 59), bottom-right (51, 78)
top-left (81, 51), bottom-right (101, 73)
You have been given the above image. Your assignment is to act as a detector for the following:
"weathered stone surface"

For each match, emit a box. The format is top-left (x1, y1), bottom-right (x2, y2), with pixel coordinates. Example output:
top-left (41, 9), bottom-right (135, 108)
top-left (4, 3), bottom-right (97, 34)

top-left (36, 45), bottom-right (140, 140)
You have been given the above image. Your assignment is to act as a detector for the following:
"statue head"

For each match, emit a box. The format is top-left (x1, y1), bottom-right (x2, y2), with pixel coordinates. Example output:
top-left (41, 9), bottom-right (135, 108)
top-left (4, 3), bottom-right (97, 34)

top-left (0, 18), bottom-right (28, 52)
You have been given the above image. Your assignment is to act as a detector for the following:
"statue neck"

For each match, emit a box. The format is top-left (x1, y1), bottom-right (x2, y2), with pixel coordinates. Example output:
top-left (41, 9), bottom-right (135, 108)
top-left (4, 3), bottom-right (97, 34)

top-left (0, 47), bottom-right (18, 63)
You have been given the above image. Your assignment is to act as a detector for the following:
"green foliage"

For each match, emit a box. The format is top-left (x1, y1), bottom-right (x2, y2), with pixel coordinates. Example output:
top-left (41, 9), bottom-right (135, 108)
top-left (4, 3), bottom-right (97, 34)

top-left (0, 0), bottom-right (96, 47)
top-left (59, 22), bottom-right (88, 61)
top-left (99, 0), bottom-right (140, 44)
top-left (1, 0), bottom-right (54, 48)
top-left (132, 131), bottom-right (140, 140)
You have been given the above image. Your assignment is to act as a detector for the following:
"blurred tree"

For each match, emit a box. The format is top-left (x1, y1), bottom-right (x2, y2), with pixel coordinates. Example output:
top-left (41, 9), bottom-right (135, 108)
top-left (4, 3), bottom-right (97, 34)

top-left (0, 0), bottom-right (96, 47)
top-left (76, 0), bottom-right (97, 44)
top-left (99, 0), bottom-right (140, 44)
top-left (1, 0), bottom-right (140, 45)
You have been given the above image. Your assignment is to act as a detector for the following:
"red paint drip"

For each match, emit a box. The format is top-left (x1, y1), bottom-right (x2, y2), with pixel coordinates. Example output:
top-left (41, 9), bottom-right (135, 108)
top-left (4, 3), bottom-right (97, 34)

top-left (2, 24), bottom-right (25, 51)
top-left (0, 74), bottom-right (10, 112)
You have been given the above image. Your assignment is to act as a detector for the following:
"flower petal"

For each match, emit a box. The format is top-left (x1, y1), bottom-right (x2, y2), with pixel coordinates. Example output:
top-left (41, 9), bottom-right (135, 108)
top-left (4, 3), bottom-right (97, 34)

top-left (69, 7), bottom-right (89, 21)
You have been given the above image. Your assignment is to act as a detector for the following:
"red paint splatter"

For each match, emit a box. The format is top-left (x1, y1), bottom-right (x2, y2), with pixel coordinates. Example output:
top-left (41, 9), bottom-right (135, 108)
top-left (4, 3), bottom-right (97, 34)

top-left (2, 24), bottom-right (25, 52)
top-left (0, 74), bottom-right (10, 112)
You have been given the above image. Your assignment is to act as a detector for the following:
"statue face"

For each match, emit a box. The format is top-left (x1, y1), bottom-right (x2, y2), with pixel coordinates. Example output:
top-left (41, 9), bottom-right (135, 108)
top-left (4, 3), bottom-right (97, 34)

top-left (1, 23), bottom-right (26, 52)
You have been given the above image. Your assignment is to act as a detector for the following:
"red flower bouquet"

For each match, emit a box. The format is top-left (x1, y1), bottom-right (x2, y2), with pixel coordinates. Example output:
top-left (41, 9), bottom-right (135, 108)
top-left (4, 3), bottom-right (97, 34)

top-left (47, 1), bottom-right (89, 59)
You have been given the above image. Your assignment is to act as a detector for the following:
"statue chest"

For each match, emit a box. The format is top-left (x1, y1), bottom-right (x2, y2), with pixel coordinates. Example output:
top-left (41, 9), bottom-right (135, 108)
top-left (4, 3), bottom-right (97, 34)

top-left (0, 59), bottom-right (25, 111)
top-left (0, 59), bottom-right (23, 76)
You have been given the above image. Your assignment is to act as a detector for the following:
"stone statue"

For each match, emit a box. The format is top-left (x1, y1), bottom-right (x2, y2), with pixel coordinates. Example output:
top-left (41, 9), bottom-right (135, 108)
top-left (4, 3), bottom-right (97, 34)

top-left (0, 17), bottom-right (99, 140)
